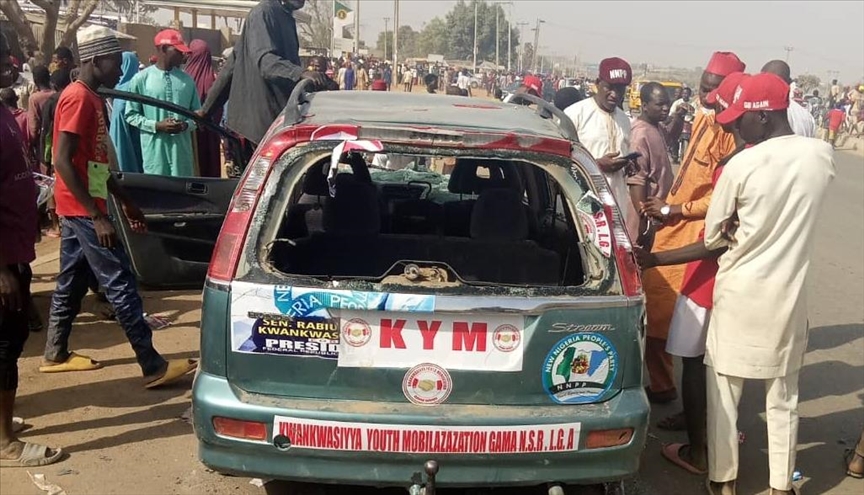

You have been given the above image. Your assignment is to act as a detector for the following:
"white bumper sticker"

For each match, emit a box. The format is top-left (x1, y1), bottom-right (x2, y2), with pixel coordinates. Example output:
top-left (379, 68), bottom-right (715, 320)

top-left (273, 416), bottom-right (581, 454)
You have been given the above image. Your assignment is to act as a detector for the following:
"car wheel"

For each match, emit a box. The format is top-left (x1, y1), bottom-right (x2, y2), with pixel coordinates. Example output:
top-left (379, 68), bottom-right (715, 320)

top-left (470, 81), bottom-right (479, 89)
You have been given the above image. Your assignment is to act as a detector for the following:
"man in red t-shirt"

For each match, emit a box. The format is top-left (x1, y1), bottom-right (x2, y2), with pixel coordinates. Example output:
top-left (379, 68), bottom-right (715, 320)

top-left (826, 104), bottom-right (846, 147)
top-left (0, 31), bottom-right (64, 468)
top-left (636, 72), bottom-right (749, 477)
top-left (40, 26), bottom-right (196, 389)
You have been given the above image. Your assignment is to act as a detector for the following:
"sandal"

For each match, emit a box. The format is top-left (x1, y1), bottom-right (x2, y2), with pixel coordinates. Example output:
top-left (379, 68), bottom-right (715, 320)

top-left (0, 442), bottom-right (64, 467)
top-left (661, 443), bottom-right (707, 475)
top-left (39, 352), bottom-right (103, 373)
top-left (846, 448), bottom-right (864, 479)
top-left (144, 359), bottom-right (198, 389)
top-left (657, 411), bottom-right (687, 431)
top-left (705, 479), bottom-right (736, 495)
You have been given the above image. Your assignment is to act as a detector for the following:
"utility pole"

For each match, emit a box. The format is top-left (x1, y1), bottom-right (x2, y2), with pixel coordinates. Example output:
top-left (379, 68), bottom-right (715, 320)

top-left (532, 18), bottom-right (544, 74)
top-left (506, 5), bottom-right (512, 72)
top-left (495, 6), bottom-right (499, 70)
top-left (393, 0), bottom-right (399, 86)
top-left (516, 21), bottom-right (529, 73)
top-left (354, 0), bottom-right (361, 55)
top-left (472, 1), bottom-right (478, 73)
top-left (784, 45), bottom-right (794, 63)
top-left (383, 16), bottom-right (390, 61)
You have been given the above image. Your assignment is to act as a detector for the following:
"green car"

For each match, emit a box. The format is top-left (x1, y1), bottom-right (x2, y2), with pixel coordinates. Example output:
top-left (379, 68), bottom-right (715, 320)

top-left (110, 87), bottom-right (648, 493)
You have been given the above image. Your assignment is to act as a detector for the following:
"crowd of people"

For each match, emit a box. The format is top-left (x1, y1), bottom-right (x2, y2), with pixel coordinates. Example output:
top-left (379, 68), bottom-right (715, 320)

top-left (1, 0), bottom-right (863, 487)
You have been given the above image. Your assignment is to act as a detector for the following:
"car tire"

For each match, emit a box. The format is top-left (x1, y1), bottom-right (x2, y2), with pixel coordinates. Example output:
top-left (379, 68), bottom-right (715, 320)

top-left (470, 81), bottom-right (479, 89)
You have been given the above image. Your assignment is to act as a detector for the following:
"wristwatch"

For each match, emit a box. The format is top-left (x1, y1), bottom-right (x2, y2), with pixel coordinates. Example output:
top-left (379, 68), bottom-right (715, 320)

top-left (660, 205), bottom-right (671, 218)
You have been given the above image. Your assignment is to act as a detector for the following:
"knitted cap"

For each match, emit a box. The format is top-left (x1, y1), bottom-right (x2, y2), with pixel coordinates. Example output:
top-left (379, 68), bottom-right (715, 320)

top-left (77, 25), bottom-right (122, 62)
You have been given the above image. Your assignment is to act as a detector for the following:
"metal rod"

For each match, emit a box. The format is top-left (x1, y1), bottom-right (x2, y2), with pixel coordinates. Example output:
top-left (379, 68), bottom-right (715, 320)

top-left (472, 1), bottom-right (478, 74)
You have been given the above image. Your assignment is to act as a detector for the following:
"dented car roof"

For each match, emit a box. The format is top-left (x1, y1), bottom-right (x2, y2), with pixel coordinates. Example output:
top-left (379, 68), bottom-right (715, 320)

top-left (299, 91), bottom-right (570, 140)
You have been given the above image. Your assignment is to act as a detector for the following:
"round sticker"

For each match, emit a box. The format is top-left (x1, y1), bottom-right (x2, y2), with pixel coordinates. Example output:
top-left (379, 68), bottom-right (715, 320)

top-left (492, 324), bottom-right (521, 353)
top-left (342, 318), bottom-right (372, 347)
top-left (402, 363), bottom-right (452, 406)
top-left (542, 333), bottom-right (618, 404)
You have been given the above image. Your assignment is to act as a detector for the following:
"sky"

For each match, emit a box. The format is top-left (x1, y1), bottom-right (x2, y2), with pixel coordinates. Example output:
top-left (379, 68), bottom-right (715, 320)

top-left (158, 0), bottom-right (864, 83)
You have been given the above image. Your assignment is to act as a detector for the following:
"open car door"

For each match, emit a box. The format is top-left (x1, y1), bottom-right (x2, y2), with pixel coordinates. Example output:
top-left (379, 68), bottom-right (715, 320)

top-left (99, 89), bottom-right (248, 289)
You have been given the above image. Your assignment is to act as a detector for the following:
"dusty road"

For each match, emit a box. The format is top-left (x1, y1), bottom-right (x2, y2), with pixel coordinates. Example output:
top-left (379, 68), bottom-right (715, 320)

top-left (1, 150), bottom-right (862, 495)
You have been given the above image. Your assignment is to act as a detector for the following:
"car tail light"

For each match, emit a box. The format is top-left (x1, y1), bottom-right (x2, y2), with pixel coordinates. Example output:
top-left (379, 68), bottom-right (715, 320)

top-left (583, 169), bottom-right (643, 297)
top-left (207, 127), bottom-right (316, 283)
top-left (585, 428), bottom-right (634, 449)
top-left (212, 417), bottom-right (267, 441)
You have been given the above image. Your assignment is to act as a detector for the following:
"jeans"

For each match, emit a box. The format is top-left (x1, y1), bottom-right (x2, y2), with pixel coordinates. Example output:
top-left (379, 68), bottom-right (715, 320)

top-left (44, 217), bottom-right (166, 376)
top-left (0, 264), bottom-right (32, 391)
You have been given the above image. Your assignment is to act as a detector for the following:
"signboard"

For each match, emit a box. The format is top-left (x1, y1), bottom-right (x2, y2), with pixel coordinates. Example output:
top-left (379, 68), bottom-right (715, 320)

top-left (274, 416), bottom-right (581, 454)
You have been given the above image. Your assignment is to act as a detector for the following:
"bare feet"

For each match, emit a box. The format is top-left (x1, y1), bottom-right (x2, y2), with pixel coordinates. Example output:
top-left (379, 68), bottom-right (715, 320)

top-left (706, 480), bottom-right (736, 495)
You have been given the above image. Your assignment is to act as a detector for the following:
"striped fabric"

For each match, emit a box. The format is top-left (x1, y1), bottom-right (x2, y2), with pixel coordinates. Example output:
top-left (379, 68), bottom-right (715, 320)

top-left (77, 26), bottom-right (122, 61)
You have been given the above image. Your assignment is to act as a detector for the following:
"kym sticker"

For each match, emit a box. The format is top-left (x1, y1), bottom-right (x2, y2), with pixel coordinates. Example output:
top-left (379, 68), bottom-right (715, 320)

top-left (542, 333), bottom-right (618, 404)
top-left (402, 363), bottom-right (452, 406)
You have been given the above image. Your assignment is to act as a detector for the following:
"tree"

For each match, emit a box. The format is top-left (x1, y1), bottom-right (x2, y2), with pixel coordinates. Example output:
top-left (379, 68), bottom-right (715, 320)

top-left (298, 0), bottom-right (333, 50)
top-left (377, 25), bottom-right (419, 59)
top-left (441, 0), bottom-right (519, 66)
top-left (416, 17), bottom-right (448, 58)
top-left (0, 0), bottom-right (108, 53)
top-left (797, 74), bottom-right (822, 93)
top-left (520, 43), bottom-right (534, 72)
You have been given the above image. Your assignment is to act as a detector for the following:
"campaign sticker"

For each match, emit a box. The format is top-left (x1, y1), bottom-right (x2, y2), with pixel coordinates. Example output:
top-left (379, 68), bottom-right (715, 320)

top-left (237, 313), bottom-right (340, 359)
top-left (542, 333), bottom-right (618, 404)
top-left (402, 363), bottom-right (452, 406)
top-left (492, 324), bottom-right (521, 353)
top-left (342, 318), bottom-right (372, 347)
top-left (273, 287), bottom-right (435, 318)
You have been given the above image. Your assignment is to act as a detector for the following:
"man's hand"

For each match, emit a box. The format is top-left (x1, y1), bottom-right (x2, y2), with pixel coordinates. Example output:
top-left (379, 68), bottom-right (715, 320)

top-left (0, 265), bottom-right (23, 312)
top-left (633, 246), bottom-right (658, 269)
top-left (155, 119), bottom-right (185, 134)
top-left (194, 109), bottom-right (207, 120)
top-left (301, 71), bottom-right (328, 90)
top-left (122, 202), bottom-right (148, 234)
top-left (93, 215), bottom-right (117, 249)
top-left (675, 103), bottom-right (693, 118)
top-left (640, 197), bottom-right (667, 220)
top-left (596, 152), bottom-right (631, 173)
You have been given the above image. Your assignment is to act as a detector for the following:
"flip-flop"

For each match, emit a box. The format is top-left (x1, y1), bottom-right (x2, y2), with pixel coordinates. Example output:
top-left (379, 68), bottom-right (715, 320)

top-left (12, 417), bottom-right (26, 434)
top-left (38, 353), bottom-right (103, 373)
top-left (662, 443), bottom-right (708, 475)
top-left (0, 442), bottom-right (63, 467)
top-left (144, 359), bottom-right (198, 389)
top-left (846, 448), bottom-right (864, 479)
top-left (705, 479), bottom-right (736, 495)
top-left (657, 411), bottom-right (687, 431)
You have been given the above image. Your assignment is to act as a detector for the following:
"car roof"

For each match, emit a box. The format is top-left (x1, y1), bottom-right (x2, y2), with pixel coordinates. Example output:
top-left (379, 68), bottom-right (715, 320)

top-left (299, 91), bottom-right (570, 140)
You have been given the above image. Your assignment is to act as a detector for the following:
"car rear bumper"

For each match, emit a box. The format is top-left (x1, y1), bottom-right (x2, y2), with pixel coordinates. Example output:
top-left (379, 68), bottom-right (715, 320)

top-left (192, 372), bottom-right (649, 487)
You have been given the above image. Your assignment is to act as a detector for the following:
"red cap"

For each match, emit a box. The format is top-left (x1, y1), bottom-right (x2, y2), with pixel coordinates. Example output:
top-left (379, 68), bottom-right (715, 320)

top-left (706, 72), bottom-right (750, 109)
top-left (523, 75), bottom-right (543, 95)
top-left (154, 29), bottom-right (191, 53)
top-left (716, 73), bottom-right (790, 125)
top-left (705, 51), bottom-right (746, 77)
top-left (598, 57), bottom-right (632, 85)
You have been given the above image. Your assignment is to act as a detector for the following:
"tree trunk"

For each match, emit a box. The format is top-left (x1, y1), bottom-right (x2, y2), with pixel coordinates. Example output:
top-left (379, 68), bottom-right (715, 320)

top-left (30, 0), bottom-right (59, 53)
top-left (0, 0), bottom-right (39, 52)
top-left (61, 0), bottom-right (100, 47)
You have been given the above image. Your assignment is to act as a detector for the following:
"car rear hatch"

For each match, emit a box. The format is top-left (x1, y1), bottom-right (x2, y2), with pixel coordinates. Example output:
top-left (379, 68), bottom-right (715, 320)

top-left (219, 138), bottom-right (643, 409)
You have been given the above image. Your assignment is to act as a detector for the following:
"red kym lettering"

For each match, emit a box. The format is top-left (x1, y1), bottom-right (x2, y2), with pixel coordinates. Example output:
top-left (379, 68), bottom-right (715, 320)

top-left (452, 322), bottom-right (487, 352)
top-left (380, 319), bottom-right (407, 349)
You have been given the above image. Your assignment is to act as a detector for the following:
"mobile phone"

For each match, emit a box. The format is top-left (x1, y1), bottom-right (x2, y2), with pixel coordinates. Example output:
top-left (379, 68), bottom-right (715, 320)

top-left (623, 152), bottom-right (642, 161)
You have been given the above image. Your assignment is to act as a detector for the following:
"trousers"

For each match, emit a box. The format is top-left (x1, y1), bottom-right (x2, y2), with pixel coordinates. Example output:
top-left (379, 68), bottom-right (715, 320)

top-left (707, 365), bottom-right (799, 491)
top-left (44, 217), bottom-right (165, 376)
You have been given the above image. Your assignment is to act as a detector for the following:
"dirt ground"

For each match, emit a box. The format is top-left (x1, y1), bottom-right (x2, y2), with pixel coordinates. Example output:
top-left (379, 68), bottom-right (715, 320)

top-left (1, 149), bottom-right (862, 495)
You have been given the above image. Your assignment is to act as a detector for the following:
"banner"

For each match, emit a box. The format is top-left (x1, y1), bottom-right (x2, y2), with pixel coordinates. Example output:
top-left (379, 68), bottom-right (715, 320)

top-left (333, 0), bottom-right (355, 48)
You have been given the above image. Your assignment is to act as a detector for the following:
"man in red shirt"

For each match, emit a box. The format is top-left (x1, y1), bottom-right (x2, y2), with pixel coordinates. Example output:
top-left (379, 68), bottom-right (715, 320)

top-left (40, 26), bottom-right (196, 388)
top-left (826, 104), bottom-right (846, 147)
top-left (0, 31), bottom-right (64, 467)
